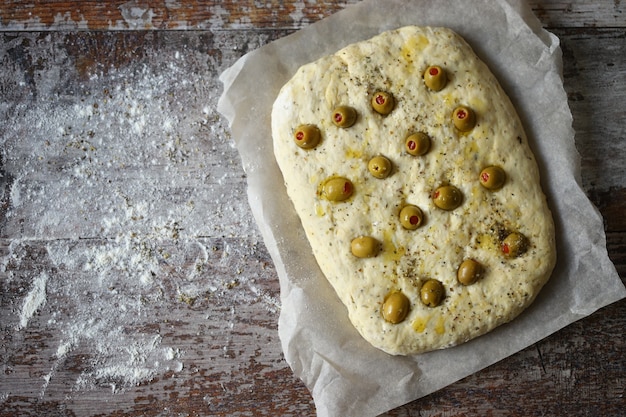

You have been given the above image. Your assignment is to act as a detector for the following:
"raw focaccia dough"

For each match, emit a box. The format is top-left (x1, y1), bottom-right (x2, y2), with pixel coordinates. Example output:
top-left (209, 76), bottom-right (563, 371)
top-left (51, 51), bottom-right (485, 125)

top-left (271, 26), bottom-right (556, 355)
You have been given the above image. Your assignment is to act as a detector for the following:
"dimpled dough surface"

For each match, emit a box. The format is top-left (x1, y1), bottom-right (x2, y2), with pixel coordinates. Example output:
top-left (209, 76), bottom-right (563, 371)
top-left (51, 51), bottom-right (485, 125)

top-left (271, 26), bottom-right (556, 355)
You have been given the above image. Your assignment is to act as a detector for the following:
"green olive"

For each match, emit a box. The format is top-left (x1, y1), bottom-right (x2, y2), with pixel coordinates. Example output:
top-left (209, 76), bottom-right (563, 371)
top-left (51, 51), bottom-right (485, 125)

top-left (420, 279), bottom-right (445, 307)
top-left (331, 105), bottom-right (357, 128)
top-left (367, 155), bottom-right (392, 179)
top-left (432, 185), bottom-right (463, 210)
top-left (350, 236), bottom-right (381, 258)
top-left (399, 205), bottom-right (424, 230)
top-left (321, 177), bottom-right (353, 202)
top-left (293, 124), bottom-right (321, 149)
top-left (502, 232), bottom-right (529, 259)
top-left (452, 106), bottom-right (476, 132)
top-left (405, 132), bottom-right (430, 156)
top-left (457, 259), bottom-right (484, 285)
top-left (371, 91), bottom-right (394, 115)
top-left (479, 166), bottom-right (506, 190)
top-left (423, 65), bottom-right (447, 91)
top-left (382, 291), bottom-right (410, 324)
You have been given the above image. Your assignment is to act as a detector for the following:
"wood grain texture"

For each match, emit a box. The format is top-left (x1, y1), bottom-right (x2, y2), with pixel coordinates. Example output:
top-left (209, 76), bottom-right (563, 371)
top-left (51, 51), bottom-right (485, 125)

top-left (0, 0), bottom-right (625, 31)
top-left (0, 0), bottom-right (359, 30)
top-left (0, 1), bottom-right (624, 416)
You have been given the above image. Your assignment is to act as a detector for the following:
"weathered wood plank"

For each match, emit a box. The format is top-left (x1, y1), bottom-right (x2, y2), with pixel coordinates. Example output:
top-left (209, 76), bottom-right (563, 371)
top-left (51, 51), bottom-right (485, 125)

top-left (387, 301), bottom-right (626, 416)
top-left (529, 0), bottom-right (626, 28)
top-left (0, 0), bottom-right (357, 30)
top-left (555, 28), bottom-right (626, 198)
top-left (0, 0), bottom-right (624, 31)
top-left (0, 236), bottom-right (316, 416)
top-left (606, 232), bottom-right (626, 278)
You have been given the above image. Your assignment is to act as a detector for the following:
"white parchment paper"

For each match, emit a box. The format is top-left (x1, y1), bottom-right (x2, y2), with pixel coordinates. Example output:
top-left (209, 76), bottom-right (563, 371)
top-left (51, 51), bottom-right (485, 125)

top-left (217, 1), bottom-right (626, 415)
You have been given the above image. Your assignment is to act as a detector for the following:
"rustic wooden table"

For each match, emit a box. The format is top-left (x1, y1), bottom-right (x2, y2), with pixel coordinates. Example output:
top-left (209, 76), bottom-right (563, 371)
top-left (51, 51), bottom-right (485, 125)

top-left (1, 1), bottom-right (624, 416)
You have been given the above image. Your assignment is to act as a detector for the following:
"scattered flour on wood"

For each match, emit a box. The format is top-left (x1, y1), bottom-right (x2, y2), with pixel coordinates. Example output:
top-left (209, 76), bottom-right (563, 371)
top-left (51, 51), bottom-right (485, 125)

top-left (18, 272), bottom-right (48, 330)
top-left (1, 33), bottom-right (280, 398)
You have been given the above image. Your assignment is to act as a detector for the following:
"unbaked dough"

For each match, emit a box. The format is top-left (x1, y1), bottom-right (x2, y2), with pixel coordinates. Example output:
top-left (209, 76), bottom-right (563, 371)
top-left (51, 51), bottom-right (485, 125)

top-left (271, 26), bottom-right (556, 355)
